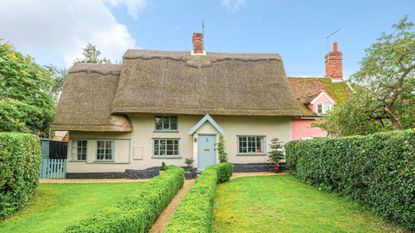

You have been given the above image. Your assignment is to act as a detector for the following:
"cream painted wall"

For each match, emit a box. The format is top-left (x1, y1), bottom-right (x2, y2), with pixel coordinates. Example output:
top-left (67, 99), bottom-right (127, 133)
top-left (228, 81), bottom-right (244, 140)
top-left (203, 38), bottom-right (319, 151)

top-left (66, 115), bottom-right (292, 173)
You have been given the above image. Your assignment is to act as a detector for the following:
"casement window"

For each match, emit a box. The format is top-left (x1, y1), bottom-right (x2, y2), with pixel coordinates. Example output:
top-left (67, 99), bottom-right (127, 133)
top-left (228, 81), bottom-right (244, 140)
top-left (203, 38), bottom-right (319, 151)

top-left (238, 136), bottom-right (266, 154)
top-left (153, 139), bottom-right (179, 157)
top-left (72, 140), bottom-right (87, 161)
top-left (155, 116), bottom-right (178, 131)
top-left (96, 140), bottom-right (114, 161)
top-left (317, 103), bottom-right (333, 115)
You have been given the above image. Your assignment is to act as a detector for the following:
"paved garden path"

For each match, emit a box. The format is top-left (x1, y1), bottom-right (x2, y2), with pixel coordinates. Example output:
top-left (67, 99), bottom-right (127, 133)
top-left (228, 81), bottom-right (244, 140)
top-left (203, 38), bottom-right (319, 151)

top-left (149, 179), bottom-right (195, 233)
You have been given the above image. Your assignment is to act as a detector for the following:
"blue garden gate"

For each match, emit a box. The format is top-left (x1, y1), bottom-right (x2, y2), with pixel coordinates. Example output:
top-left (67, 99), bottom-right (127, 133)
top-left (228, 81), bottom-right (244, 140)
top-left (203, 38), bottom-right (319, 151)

top-left (40, 139), bottom-right (67, 178)
top-left (41, 158), bottom-right (66, 178)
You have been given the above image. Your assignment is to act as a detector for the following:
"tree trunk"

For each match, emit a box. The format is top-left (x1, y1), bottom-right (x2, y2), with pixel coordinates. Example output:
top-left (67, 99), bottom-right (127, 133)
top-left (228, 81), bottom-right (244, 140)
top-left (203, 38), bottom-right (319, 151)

top-left (384, 107), bottom-right (403, 130)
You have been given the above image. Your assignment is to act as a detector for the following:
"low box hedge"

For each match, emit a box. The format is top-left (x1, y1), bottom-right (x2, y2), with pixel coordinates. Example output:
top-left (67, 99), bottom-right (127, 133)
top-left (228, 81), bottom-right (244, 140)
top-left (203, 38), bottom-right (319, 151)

top-left (164, 162), bottom-right (233, 233)
top-left (0, 132), bottom-right (41, 219)
top-left (285, 130), bottom-right (415, 230)
top-left (65, 166), bottom-right (184, 233)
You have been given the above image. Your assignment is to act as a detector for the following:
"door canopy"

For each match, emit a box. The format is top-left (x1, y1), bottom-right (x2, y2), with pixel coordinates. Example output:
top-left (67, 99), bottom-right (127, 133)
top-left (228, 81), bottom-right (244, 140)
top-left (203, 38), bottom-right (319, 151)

top-left (187, 114), bottom-right (225, 135)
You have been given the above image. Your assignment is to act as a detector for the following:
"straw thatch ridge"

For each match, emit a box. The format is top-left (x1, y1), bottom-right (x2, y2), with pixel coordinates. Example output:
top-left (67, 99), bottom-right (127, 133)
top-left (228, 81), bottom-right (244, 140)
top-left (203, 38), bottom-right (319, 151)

top-left (68, 63), bottom-right (122, 75)
top-left (112, 50), bottom-right (302, 116)
top-left (52, 63), bottom-right (132, 132)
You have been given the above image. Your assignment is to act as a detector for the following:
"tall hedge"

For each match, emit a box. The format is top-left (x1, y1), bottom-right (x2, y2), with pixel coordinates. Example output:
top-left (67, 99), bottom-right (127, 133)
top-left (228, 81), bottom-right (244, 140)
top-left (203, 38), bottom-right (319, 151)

top-left (164, 162), bottom-right (233, 233)
top-left (65, 166), bottom-right (184, 233)
top-left (0, 132), bottom-right (41, 219)
top-left (285, 130), bottom-right (415, 230)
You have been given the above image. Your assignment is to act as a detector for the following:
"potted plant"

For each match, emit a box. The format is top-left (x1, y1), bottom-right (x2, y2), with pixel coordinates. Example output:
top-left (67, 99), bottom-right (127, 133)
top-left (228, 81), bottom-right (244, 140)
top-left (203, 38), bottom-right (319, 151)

top-left (268, 138), bottom-right (285, 173)
top-left (159, 161), bottom-right (167, 174)
top-left (184, 157), bottom-right (196, 179)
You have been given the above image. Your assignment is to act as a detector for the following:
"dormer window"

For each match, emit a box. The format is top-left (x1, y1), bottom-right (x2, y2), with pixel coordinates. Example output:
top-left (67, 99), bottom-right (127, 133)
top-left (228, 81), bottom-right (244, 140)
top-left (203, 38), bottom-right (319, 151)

top-left (317, 103), bottom-right (333, 115)
top-left (310, 91), bottom-right (336, 116)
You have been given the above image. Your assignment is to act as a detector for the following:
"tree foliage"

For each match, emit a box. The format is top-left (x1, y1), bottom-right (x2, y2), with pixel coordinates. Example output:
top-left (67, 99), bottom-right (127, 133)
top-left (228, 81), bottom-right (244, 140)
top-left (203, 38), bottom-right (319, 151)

top-left (44, 65), bottom-right (67, 102)
top-left (317, 16), bottom-right (415, 136)
top-left (0, 42), bottom-right (55, 136)
top-left (73, 43), bottom-right (111, 64)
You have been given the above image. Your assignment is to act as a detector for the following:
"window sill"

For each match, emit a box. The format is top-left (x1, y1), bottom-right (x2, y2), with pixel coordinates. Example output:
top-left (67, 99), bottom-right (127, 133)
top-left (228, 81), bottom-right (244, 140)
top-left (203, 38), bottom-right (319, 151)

top-left (93, 160), bottom-right (115, 163)
top-left (153, 130), bottom-right (179, 133)
top-left (151, 156), bottom-right (182, 159)
top-left (236, 153), bottom-right (267, 156)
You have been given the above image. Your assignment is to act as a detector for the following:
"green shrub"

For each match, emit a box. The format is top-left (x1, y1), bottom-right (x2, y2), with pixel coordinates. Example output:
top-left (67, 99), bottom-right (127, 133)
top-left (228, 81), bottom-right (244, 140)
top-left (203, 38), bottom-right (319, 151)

top-left (285, 130), bottom-right (415, 230)
top-left (164, 162), bottom-right (233, 233)
top-left (65, 166), bottom-right (184, 233)
top-left (0, 132), bottom-right (41, 219)
top-left (215, 162), bottom-right (233, 183)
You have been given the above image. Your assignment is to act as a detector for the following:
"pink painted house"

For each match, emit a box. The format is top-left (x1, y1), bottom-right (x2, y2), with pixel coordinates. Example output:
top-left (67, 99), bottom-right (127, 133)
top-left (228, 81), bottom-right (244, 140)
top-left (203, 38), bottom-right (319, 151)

top-left (288, 42), bottom-right (350, 140)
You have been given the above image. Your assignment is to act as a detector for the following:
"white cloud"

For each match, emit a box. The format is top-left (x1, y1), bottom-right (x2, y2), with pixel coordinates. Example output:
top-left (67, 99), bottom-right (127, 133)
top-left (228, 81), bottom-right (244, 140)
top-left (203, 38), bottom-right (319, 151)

top-left (105, 0), bottom-right (149, 19)
top-left (0, 0), bottom-right (139, 67)
top-left (222, 0), bottom-right (246, 13)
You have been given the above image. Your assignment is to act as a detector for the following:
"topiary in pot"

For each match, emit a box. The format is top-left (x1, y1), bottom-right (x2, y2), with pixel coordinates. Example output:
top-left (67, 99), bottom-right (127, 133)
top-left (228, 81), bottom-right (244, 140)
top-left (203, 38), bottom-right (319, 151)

top-left (268, 138), bottom-right (284, 173)
top-left (184, 157), bottom-right (196, 179)
top-left (160, 161), bottom-right (167, 171)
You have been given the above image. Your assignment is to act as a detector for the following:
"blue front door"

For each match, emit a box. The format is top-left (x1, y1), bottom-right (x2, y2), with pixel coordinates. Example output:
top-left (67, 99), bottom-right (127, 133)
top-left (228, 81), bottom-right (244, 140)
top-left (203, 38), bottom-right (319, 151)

top-left (198, 135), bottom-right (216, 171)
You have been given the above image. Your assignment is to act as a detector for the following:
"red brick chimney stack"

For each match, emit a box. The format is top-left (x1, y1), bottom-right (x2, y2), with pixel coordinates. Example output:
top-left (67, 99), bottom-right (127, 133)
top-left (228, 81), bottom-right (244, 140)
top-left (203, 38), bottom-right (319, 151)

top-left (325, 42), bottom-right (343, 82)
top-left (192, 32), bottom-right (205, 55)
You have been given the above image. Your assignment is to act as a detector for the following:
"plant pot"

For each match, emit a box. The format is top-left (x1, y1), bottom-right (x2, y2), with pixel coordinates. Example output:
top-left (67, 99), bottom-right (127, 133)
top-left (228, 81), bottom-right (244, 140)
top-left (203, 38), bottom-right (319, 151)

top-left (273, 165), bottom-right (281, 173)
top-left (185, 168), bottom-right (197, 179)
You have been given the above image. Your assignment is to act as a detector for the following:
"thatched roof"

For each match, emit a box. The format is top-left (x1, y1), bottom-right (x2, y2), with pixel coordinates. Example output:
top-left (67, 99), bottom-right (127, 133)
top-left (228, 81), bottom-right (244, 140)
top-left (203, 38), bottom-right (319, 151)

top-left (288, 77), bottom-right (350, 116)
top-left (52, 50), bottom-right (303, 132)
top-left (111, 50), bottom-right (301, 116)
top-left (52, 64), bottom-right (133, 132)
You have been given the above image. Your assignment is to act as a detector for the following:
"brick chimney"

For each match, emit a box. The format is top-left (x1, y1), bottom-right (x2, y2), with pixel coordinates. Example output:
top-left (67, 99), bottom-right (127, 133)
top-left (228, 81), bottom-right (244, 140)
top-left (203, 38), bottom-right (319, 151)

top-left (192, 32), bottom-right (205, 55)
top-left (325, 42), bottom-right (343, 82)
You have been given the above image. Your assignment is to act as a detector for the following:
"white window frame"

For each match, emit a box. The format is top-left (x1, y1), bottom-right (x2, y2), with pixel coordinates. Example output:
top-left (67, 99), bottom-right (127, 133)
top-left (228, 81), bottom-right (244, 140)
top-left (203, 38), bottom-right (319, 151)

top-left (237, 136), bottom-right (266, 155)
top-left (317, 103), bottom-right (333, 115)
top-left (96, 140), bottom-right (115, 161)
top-left (71, 139), bottom-right (87, 161)
top-left (155, 116), bottom-right (178, 131)
top-left (310, 91), bottom-right (336, 116)
top-left (153, 138), bottom-right (180, 157)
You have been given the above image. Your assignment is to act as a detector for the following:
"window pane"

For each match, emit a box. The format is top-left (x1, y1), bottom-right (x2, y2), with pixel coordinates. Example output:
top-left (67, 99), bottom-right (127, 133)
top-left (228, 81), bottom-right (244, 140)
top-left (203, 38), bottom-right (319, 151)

top-left (317, 104), bottom-right (323, 114)
top-left (97, 141), bottom-right (113, 160)
top-left (170, 116), bottom-right (178, 130)
top-left (155, 117), bottom-right (162, 130)
top-left (162, 117), bottom-right (169, 130)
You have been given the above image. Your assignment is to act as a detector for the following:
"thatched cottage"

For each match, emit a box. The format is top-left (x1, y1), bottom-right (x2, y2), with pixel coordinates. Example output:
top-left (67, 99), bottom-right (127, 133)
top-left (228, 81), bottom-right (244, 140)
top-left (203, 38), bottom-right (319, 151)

top-left (52, 33), bottom-right (346, 178)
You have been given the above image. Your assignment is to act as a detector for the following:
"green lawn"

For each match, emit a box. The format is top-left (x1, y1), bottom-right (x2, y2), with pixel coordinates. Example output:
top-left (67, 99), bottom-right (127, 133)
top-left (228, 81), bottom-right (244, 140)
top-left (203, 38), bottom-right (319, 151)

top-left (214, 175), bottom-right (405, 233)
top-left (0, 182), bottom-right (145, 233)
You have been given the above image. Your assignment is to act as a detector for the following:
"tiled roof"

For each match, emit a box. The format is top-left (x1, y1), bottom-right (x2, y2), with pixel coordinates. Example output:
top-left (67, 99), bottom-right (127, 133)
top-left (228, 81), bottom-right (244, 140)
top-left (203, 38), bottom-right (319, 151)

top-left (288, 77), bottom-right (350, 116)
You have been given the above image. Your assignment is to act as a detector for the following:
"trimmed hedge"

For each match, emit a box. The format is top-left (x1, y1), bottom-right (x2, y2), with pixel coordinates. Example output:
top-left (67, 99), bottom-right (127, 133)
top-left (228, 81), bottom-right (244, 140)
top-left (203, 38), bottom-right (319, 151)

top-left (285, 130), bottom-right (415, 230)
top-left (65, 166), bottom-right (184, 233)
top-left (164, 162), bottom-right (233, 233)
top-left (0, 132), bottom-right (41, 219)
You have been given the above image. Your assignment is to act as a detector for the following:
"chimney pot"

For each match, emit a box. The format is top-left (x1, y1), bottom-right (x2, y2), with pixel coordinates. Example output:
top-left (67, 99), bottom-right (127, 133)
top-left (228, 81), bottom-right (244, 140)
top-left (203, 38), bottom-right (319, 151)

top-left (333, 42), bottom-right (338, 52)
top-left (192, 32), bottom-right (204, 55)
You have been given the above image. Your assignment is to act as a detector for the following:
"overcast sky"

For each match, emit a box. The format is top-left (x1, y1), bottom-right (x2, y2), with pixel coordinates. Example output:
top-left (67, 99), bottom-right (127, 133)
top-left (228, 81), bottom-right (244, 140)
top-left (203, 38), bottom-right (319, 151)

top-left (0, 0), bottom-right (414, 78)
